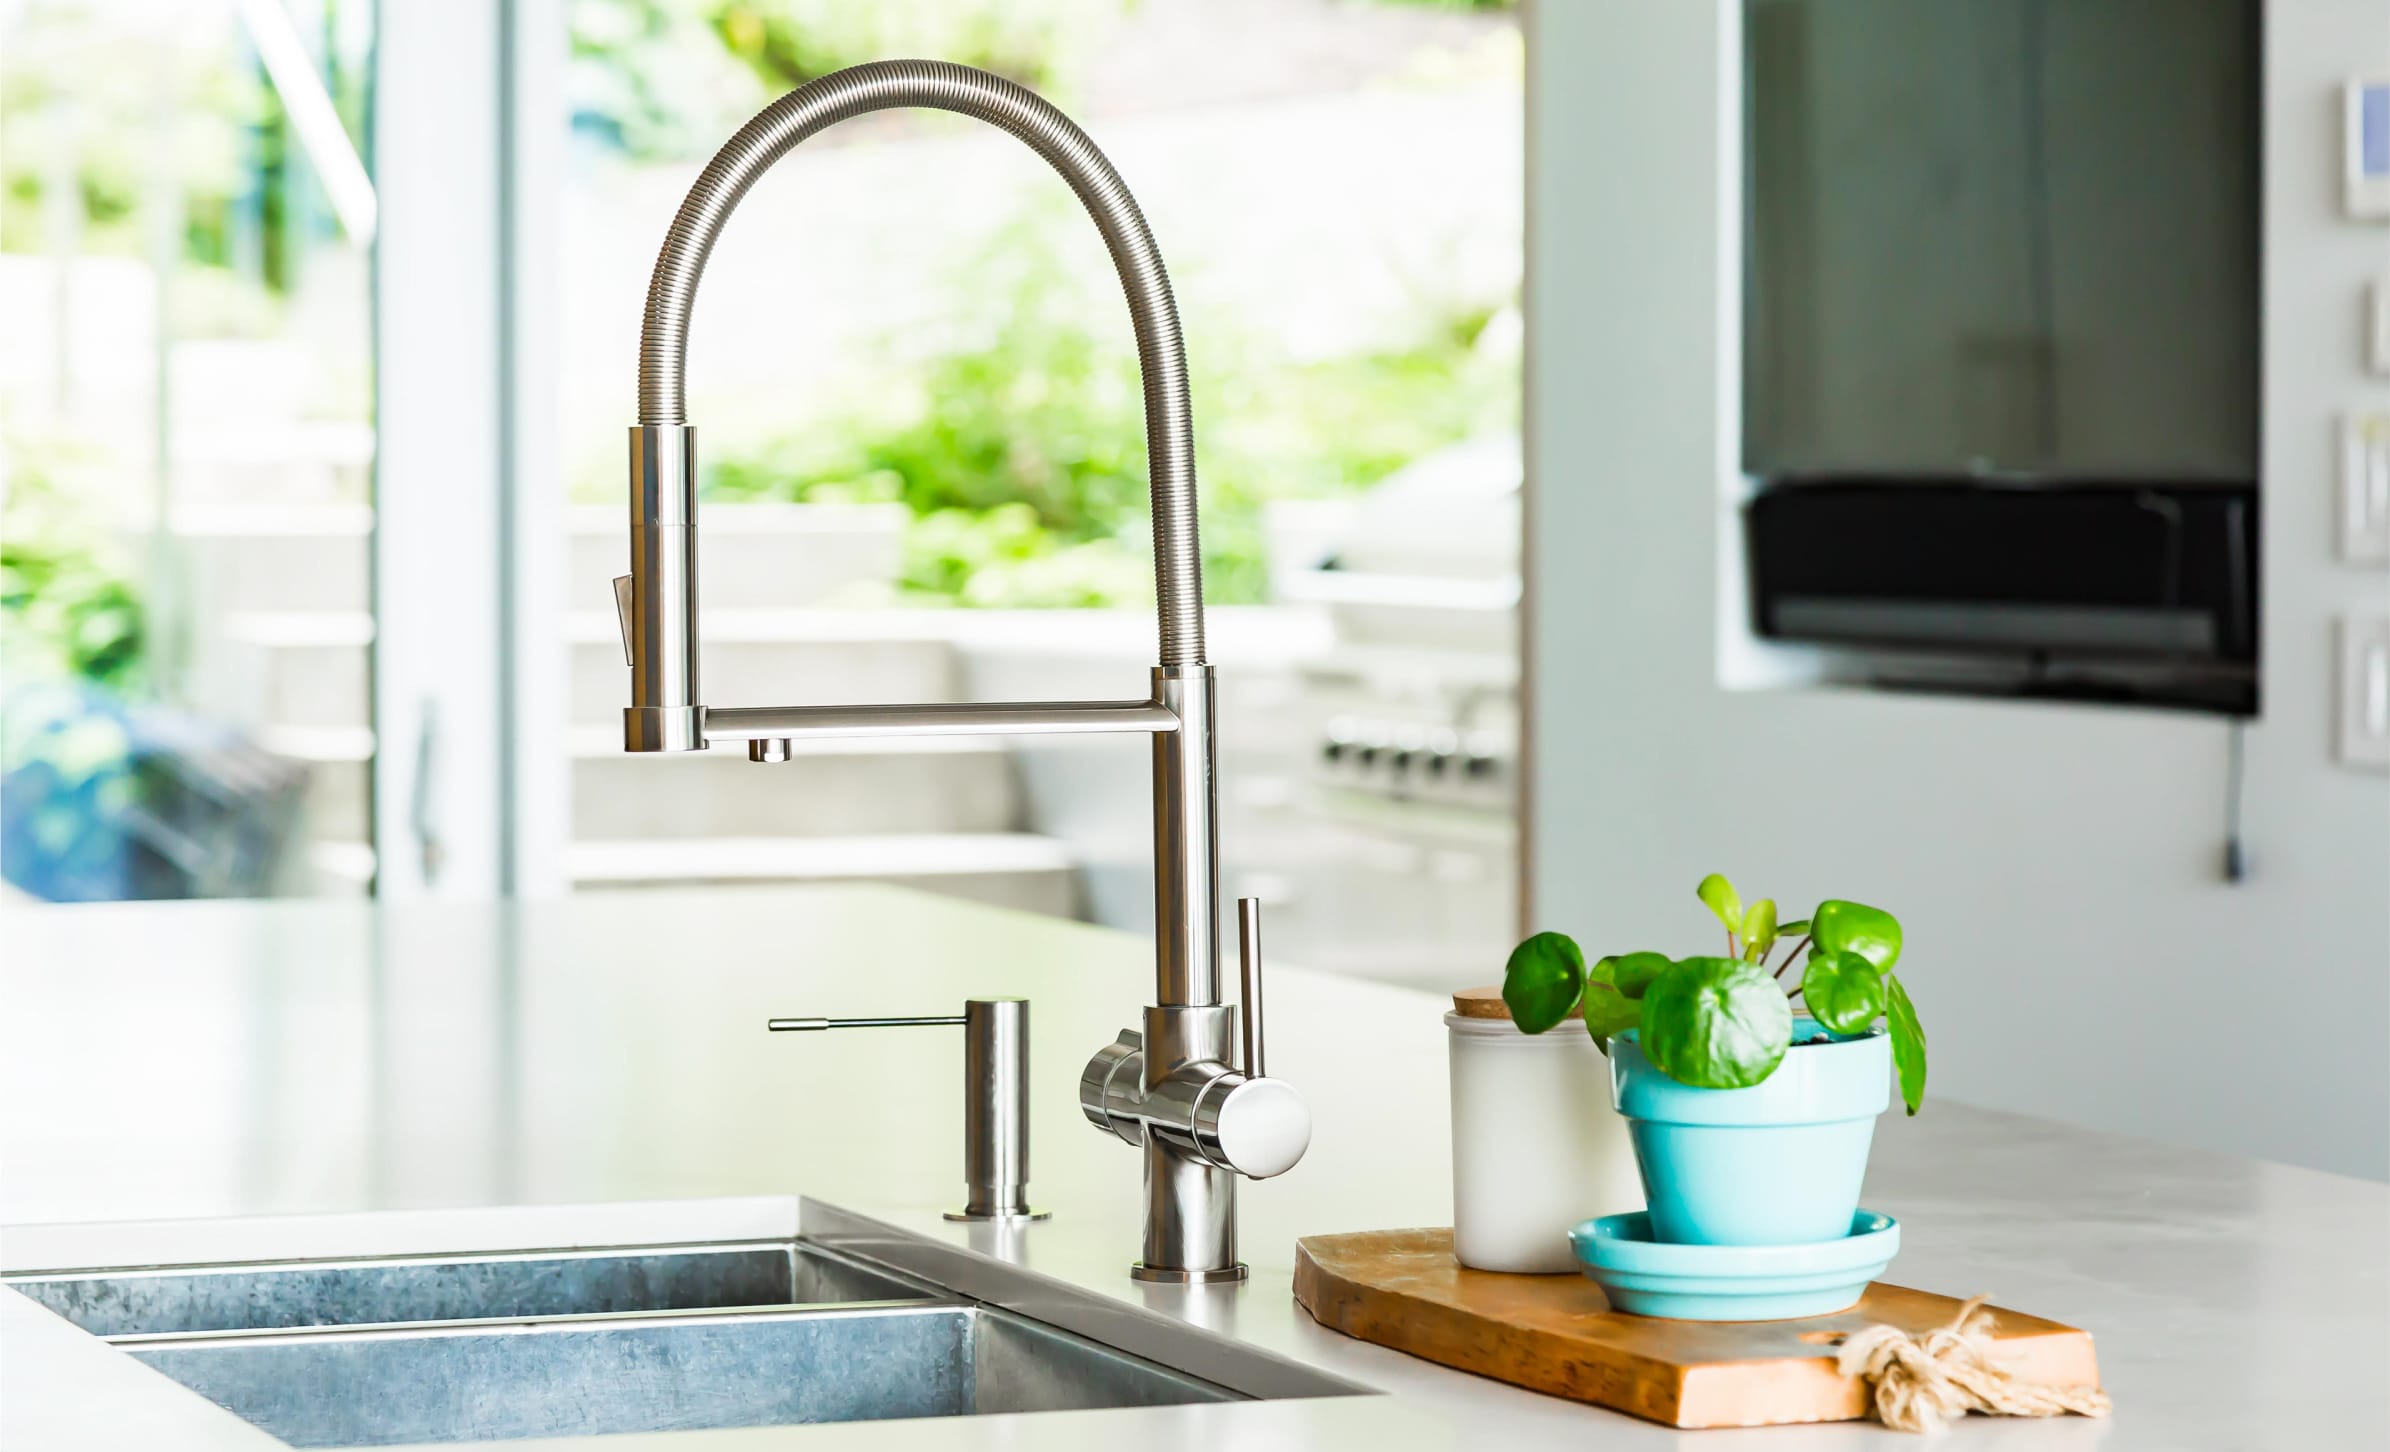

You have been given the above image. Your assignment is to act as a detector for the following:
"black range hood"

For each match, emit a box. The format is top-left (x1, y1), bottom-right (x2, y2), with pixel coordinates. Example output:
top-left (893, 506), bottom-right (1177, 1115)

top-left (1744, 479), bottom-right (2259, 716)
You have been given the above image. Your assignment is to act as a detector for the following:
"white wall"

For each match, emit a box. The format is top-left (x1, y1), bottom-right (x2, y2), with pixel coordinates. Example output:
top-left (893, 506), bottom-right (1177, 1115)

top-left (1525, 0), bottom-right (2390, 1179)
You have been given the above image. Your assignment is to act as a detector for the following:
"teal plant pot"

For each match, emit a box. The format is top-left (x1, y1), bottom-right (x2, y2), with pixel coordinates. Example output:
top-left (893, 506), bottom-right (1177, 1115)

top-left (1609, 1019), bottom-right (1889, 1246)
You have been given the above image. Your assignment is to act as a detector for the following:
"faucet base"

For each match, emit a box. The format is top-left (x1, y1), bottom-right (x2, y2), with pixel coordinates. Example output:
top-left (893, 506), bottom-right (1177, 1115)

top-left (943, 1208), bottom-right (1052, 1223)
top-left (1129, 1262), bottom-right (1248, 1285)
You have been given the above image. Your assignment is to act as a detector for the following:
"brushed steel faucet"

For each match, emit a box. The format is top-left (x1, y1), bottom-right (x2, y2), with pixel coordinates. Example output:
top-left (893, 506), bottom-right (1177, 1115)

top-left (619, 60), bottom-right (1309, 1283)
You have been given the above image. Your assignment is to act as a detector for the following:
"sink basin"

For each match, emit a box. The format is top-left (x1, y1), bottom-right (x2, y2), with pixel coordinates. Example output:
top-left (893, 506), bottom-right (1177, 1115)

top-left (114, 1302), bottom-right (1234, 1446)
top-left (5, 1241), bottom-right (924, 1337)
top-left (7, 1239), bottom-right (1250, 1445)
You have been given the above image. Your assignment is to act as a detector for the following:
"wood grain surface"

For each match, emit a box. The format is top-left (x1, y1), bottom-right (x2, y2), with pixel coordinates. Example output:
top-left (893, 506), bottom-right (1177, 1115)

top-left (1293, 1227), bottom-right (2101, 1429)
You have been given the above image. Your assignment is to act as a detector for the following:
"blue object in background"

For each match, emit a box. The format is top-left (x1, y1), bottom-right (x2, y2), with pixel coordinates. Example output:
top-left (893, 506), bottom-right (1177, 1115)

top-left (1, 682), bottom-right (140, 901)
top-left (1609, 1019), bottom-right (1890, 1246)
top-left (1570, 1209), bottom-right (1899, 1321)
top-left (2361, 82), bottom-right (2388, 176)
top-left (1, 682), bottom-right (305, 901)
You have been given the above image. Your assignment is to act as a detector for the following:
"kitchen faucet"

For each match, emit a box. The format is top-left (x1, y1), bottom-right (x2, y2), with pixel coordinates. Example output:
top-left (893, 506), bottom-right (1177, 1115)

top-left (616, 60), bottom-right (1310, 1283)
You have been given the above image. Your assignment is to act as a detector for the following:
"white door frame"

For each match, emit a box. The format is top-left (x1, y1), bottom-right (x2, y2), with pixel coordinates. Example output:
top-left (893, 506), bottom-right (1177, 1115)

top-left (371, 0), bottom-right (565, 898)
top-left (501, 0), bottom-right (568, 898)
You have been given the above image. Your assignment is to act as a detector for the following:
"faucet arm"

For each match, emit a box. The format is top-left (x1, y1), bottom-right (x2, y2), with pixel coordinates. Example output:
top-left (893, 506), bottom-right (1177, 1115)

top-left (705, 699), bottom-right (1180, 743)
top-left (634, 59), bottom-right (1205, 668)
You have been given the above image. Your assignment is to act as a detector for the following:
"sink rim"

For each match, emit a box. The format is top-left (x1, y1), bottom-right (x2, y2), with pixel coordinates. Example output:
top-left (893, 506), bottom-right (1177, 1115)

top-left (3, 1233), bottom-right (947, 1342)
top-left (98, 1295), bottom-right (975, 1351)
top-left (0, 1234), bottom-right (836, 1284)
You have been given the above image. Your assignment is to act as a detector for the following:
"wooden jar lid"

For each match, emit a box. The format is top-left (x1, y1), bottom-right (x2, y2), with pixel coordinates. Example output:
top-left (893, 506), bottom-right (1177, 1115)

top-left (1451, 985), bottom-right (1584, 1020)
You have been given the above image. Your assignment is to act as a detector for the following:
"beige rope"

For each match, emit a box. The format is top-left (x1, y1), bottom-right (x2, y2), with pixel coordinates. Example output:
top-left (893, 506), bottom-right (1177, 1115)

top-left (1835, 1296), bottom-right (2113, 1435)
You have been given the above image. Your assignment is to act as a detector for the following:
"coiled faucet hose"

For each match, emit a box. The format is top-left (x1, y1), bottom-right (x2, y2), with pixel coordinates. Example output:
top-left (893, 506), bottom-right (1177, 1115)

top-left (634, 59), bottom-right (1207, 667)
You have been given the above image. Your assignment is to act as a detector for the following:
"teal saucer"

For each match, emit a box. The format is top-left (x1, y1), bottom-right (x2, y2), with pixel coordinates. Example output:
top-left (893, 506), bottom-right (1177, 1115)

top-left (1568, 1209), bottom-right (1899, 1321)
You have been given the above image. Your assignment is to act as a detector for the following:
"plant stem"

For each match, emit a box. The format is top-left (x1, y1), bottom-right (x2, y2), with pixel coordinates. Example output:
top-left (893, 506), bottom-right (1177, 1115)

top-left (1772, 934), bottom-right (1812, 981)
top-left (1727, 930), bottom-right (1739, 960)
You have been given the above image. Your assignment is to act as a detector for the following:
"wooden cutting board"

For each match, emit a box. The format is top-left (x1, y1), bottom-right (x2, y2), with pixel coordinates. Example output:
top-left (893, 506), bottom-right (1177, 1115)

top-left (1293, 1228), bottom-right (2101, 1429)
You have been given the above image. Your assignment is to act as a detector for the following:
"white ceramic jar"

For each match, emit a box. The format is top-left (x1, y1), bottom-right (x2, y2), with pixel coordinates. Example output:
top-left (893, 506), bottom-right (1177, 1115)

top-left (1446, 988), bottom-right (1644, 1273)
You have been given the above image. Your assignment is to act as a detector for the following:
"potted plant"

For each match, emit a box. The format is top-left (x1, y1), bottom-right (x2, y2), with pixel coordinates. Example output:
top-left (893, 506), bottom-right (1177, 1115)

top-left (1501, 874), bottom-right (1927, 1247)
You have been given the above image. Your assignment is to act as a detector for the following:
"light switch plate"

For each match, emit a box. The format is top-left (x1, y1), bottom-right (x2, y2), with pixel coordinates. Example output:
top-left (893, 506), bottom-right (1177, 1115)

top-left (2339, 616), bottom-right (2390, 771)
top-left (2342, 413), bottom-right (2390, 563)
top-left (2348, 78), bottom-right (2390, 220)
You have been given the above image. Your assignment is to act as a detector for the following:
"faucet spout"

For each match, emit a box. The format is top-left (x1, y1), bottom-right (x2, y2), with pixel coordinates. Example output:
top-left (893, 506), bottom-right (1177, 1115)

top-left (630, 58), bottom-right (1205, 672)
top-left (623, 61), bottom-right (1303, 1282)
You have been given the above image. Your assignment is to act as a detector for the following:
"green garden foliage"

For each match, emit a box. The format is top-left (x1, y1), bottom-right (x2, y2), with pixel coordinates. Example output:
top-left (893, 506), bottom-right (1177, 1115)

top-left (573, 0), bottom-right (1122, 158)
top-left (0, 5), bottom-right (372, 292)
top-left (702, 208), bottom-right (1516, 607)
top-left (1, 454), bottom-right (144, 691)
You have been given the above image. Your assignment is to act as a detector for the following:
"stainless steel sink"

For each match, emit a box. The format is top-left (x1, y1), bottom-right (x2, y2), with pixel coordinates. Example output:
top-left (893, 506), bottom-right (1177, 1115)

top-left (6, 1240), bottom-right (1247, 1446)
top-left (112, 1302), bottom-right (1233, 1446)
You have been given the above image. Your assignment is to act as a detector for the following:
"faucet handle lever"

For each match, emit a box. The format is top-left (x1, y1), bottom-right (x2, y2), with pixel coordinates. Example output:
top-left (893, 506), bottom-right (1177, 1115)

top-left (1238, 897), bottom-right (1266, 1078)
top-left (610, 574), bottom-right (637, 667)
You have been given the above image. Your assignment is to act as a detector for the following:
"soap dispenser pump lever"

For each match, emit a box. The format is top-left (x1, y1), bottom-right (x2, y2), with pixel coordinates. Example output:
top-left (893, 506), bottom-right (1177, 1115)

top-left (767, 997), bottom-right (1047, 1223)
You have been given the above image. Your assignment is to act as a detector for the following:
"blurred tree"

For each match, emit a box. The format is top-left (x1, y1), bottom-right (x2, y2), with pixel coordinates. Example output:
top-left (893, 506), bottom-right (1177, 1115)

top-left (709, 0), bottom-right (1117, 93)
top-left (0, 1), bottom-right (371, 296)
top-left (1, 448), bottom-right (145, 689)
top-left (704, 203), bottom-right (1517, 608)
top-left (571, 0), bottom-right (1126, 160)
top-left (571, 0), bottom-right (764, 157)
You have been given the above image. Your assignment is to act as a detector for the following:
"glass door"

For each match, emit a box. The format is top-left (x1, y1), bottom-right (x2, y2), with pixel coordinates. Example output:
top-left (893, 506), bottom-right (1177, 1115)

top-left (2, 0), bottom-right (380, 901)
top-left (550, 1), bottom-right (1524, 989)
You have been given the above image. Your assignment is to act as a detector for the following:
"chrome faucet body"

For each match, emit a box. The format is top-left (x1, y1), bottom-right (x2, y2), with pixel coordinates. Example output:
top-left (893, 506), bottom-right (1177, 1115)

top-left (619, 60), bottom-right (1306, 1282)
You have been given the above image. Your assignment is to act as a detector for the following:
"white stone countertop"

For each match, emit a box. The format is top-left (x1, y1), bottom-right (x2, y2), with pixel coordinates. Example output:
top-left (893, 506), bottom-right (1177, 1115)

top-left (2, 886), bottom-right (2383, 1449)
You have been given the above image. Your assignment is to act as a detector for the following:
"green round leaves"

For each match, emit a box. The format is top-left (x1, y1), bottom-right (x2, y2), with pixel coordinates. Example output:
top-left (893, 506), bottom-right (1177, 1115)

top-left (1695, 874), bottom-right (1744, 933)
top-left (1501, 882), bottom-right (1926, 1109)
top-left (1811, 899), bottom-right (1902, 972)
top-left (1739, 898), bottom-right (1778, 962)
top-left (1584, 951), bottom-right (1665, 1055)
top-left (1886, 973), bottom-right (1928, 1116)
top-left (1638, 957), bottom-right (1792, 1089)
top-left (1501, 931), bottom-right (1586, 1035)
top-left (1581, 983), bottom-right (1643, 1055)
top-left (1799, 947), bottom-right (1887, 1037)
top-left (1591, 950), bottom-right (1670, 999)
